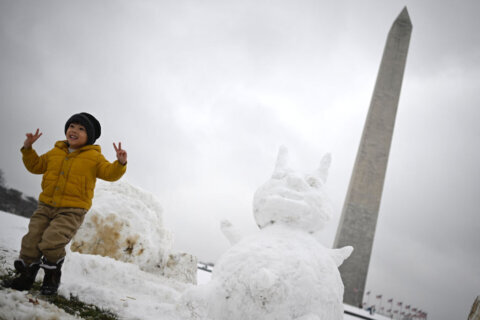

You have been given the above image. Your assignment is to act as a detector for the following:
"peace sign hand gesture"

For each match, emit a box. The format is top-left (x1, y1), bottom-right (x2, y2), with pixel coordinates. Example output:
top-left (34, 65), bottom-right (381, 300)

top-left (113, 142), bottom-right (127, 165)
top-left (24, 129), bottom-right (42, 149)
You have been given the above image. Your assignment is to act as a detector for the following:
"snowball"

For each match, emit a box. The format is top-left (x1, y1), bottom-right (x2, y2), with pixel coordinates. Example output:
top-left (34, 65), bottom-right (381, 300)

top-left (71, 180), bottom-right (196, 283)
top-left (197, 226), bottom-right (347, 320)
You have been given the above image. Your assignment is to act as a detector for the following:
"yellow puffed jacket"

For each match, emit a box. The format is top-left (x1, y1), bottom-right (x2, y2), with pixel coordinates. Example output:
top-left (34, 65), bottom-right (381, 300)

top-left (21, 140), bottom-right (126, 210)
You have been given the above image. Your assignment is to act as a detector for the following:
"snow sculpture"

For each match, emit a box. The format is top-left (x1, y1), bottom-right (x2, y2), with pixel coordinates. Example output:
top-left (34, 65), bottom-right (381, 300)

top-left (183, 147), bottom-right (353, 320)
top-left (71, 180), bottom-right (197, 283)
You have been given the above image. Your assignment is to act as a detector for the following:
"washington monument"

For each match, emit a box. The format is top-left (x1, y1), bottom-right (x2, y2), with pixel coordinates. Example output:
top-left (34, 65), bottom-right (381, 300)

top-left (334, 8), bottom-right (412, 306)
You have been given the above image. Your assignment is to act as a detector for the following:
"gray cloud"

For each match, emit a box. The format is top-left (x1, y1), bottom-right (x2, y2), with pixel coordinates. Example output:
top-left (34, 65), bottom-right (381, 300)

top-left (1, 0), bottom-right (479, 319)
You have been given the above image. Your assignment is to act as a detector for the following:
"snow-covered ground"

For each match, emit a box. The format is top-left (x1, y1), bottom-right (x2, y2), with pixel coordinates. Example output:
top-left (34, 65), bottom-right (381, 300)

top-left (344, 304), bottom-right (391, 320)
top-left (0, 210), bottom-right (190, 319)
top-left (0, 210), bottom-right (391, 320)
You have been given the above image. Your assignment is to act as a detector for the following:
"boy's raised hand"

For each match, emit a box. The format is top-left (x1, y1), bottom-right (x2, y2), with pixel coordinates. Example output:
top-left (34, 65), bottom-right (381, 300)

top-left (113, 142), bottom-right (127, 165)
top-left (24, 129), bottom-right (42, 149)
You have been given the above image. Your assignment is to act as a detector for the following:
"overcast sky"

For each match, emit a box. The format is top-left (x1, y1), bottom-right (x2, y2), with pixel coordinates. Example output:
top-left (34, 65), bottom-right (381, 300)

top-left (1, 0), bottom-right (479, 319)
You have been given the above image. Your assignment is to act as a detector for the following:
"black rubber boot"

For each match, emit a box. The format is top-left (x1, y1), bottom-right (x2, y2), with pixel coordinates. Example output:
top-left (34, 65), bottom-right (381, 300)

top-left (40, 257), bottom-right (64, 295)
top-left (2, 259), bottom-right (40, 291)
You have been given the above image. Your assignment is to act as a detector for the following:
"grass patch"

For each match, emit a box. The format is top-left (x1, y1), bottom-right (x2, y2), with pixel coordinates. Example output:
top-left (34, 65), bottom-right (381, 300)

top-left (1, 271), bottom-right (119, 320)
top-left (40, 293), bottom-right (118, 320)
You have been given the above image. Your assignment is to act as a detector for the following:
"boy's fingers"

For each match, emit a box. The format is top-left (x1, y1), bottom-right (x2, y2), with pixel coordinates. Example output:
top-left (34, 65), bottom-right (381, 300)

top-left (113, 142), bottom-right (125, 153)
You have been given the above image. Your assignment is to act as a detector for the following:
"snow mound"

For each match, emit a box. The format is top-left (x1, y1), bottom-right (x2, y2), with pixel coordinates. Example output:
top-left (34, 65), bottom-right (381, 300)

top-left (59, 250), bottom-right (190, 320)
top-left (71, 180), bottom-right (197, 283)
top-left (183, 147), bottom-right (353, 320)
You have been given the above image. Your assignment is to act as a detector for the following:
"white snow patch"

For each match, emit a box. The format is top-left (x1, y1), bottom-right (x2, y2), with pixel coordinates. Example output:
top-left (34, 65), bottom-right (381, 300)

top-left (59, 251), bottom-right (190, 320)
top-left (0, 211), bottom-right (28, 273)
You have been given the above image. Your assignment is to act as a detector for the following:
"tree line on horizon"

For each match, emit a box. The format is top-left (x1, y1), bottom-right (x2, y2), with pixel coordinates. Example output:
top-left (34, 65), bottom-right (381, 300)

top-left (0, 169), bottom-right (37, 218)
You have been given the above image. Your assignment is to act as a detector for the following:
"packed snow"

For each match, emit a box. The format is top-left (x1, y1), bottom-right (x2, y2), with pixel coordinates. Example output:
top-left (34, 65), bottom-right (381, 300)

top-left (0, 148), bottom-right (392, 320)
top-left (71, 180), bottom-right (174, 273)
top-left (71, 180), bottom-right (197, 284)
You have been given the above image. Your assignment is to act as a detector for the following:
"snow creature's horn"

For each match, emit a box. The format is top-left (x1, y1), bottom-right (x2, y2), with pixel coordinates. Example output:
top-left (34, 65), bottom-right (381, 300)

top-left (317, 153), bottom-right (331, 183)
top-left (329, 246), bottom-right (353, 267)
top-left (272, 146), bottom-right (288, 178)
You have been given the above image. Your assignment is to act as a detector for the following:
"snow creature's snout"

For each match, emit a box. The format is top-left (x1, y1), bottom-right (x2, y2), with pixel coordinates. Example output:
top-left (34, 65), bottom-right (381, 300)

top-left (253, 146), bottom-right (333, 233)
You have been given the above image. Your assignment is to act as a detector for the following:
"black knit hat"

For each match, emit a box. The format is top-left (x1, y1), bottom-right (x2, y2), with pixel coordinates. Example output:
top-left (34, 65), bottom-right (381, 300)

top-left (64, 112), bottom-right (101, 145)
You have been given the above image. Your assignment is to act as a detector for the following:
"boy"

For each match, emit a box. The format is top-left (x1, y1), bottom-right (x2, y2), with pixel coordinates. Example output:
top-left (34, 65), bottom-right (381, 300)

top-left (2, 112), bottom-right (127, 295)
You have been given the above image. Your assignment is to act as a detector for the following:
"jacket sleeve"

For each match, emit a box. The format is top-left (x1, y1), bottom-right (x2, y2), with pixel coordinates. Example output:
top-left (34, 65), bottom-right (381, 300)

top-left (21, 147), bottom-right (48, 174)
top-left (96, 153), bottom-right (127, 181)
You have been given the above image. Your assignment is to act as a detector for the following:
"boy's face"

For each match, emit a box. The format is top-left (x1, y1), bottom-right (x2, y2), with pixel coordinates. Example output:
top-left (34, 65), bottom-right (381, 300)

top-left (66, 123), bottom-right (88, 149)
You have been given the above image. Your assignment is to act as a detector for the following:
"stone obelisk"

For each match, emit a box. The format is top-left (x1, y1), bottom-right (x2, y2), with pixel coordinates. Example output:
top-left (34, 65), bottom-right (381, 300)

top-left (334, 7), bottom-right (412, 307)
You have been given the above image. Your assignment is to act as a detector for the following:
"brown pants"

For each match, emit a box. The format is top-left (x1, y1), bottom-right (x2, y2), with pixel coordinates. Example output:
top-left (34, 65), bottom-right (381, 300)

top-left (20, 202), bottom-right (87, 264)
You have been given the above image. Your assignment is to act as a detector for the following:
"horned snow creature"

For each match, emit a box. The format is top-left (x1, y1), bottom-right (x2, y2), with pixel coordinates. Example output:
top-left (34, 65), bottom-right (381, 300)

top-left (182, 147), bottom-right (353, 320)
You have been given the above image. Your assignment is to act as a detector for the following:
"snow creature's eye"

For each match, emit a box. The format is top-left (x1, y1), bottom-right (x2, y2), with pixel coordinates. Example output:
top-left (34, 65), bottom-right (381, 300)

top-left (307, 176), bottom-right (319, 188)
